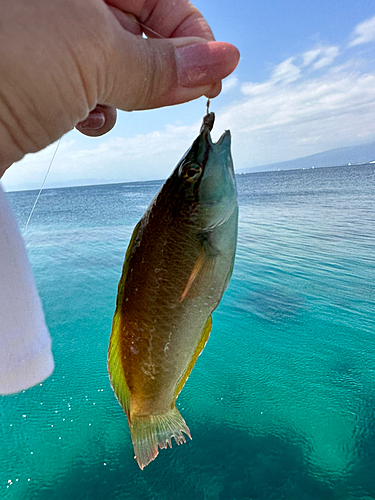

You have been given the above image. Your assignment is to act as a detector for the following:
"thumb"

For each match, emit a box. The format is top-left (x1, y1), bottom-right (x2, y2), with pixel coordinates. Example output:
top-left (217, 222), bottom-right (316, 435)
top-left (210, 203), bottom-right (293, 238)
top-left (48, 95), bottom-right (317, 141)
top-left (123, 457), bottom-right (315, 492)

top-left (103, 32), bottom-right (240, 111)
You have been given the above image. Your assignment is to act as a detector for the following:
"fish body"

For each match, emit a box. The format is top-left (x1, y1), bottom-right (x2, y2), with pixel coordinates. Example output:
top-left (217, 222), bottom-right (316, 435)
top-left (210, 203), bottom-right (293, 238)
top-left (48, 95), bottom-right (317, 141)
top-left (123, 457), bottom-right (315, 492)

top-left (108, 113), bottom-right (238, 469)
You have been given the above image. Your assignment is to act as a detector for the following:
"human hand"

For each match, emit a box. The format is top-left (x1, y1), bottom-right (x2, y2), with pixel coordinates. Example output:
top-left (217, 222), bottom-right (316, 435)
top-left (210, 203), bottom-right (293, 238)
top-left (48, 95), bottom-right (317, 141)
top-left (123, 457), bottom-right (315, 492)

top-left (0, 0), bottom-right (239, 174)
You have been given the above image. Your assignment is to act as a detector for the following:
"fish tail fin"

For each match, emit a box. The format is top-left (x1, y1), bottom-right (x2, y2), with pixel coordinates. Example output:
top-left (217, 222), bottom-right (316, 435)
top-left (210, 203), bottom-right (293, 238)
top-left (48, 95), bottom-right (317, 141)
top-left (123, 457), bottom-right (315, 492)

top-left (130, 408), bottom-right (191, 470)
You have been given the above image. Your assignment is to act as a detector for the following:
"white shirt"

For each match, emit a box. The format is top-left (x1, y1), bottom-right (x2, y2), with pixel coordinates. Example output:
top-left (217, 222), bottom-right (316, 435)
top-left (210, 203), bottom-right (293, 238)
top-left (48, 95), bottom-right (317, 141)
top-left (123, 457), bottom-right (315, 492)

top-left (0, 182), bottom-right (54, 394)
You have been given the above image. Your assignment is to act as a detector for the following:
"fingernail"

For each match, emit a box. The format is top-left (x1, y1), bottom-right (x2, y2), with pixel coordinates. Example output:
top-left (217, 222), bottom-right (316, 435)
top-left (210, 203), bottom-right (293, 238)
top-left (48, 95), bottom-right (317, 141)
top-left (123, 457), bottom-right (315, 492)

top-left (175, 42), bottom-right (240, 88)
top-left (77, 111), bottom-right (106, 130)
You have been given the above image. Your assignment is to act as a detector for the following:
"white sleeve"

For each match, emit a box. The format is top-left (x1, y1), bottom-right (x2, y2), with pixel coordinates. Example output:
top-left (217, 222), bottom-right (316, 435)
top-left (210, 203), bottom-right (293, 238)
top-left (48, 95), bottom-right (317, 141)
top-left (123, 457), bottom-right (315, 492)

top-left (0, 182), bottom-right (54, 395)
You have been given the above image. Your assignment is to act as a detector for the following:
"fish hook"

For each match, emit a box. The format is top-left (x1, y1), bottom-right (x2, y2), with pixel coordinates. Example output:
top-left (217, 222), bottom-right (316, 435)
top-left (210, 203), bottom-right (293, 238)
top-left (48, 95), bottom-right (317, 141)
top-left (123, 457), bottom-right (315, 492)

top-left (206, 99), bottom-right (210, 115)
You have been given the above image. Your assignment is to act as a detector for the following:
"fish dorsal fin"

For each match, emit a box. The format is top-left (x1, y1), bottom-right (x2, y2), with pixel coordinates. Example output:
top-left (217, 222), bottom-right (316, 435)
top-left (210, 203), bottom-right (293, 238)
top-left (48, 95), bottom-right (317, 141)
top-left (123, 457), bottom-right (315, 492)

top-left (116, 220), bottom-right (142, 308)
top-left (173, 316), bottom-right (213, 404)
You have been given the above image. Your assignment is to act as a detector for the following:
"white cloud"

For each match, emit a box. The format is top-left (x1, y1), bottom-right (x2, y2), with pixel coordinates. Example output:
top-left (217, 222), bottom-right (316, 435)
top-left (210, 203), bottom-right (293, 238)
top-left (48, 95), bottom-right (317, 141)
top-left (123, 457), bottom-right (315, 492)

top-left (311, 46), bottom-right (339, 70)
top-left (2, 123), bottom-right (199, 191)
top-left (303, 46), bottom-right (339, 70)
top-left (349, 15), bottom-right (375, 47)
top-left (242, 46), bottom-right (339, 98)
top-left (241, 81), bottom-right (272, 96)
top-left (271, 57), bottom-right (301, 84)
top-left (216, 43), bottom-right (375, 169)
top-left (241, 57), bottom-right (302, 96)
top-left (221, 75), bottom-right (239, 94)
top-left (302, 48), bottom-right (321, 67)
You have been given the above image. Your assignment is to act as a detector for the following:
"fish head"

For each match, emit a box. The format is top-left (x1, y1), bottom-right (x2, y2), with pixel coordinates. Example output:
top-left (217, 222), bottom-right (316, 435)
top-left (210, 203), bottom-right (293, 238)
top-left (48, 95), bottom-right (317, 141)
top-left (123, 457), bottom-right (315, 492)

top-left (176, 112), bottom-right (237, 229)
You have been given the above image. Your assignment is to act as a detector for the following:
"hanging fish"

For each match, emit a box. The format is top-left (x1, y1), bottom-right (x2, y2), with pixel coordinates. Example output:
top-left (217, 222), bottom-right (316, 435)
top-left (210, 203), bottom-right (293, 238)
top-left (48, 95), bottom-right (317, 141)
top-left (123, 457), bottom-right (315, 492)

top-left (108, 112), bottom-right (238, 469)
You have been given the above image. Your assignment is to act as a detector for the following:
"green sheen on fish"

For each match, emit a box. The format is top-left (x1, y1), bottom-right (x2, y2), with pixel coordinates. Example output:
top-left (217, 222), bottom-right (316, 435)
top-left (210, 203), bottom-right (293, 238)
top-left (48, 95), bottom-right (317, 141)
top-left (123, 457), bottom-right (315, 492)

top-left (108, 113), bottom-right (238, 469)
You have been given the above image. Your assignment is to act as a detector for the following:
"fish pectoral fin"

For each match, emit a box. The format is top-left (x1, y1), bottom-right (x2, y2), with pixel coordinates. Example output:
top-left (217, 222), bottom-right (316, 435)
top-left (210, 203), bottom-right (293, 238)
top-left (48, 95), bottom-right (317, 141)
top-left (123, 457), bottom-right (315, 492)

top-left (108, 314), bottom-right (131, 415)
top-left (180, 249), bottom-right (216, 302)
top-left (130, 408), bottom-right (191, 470)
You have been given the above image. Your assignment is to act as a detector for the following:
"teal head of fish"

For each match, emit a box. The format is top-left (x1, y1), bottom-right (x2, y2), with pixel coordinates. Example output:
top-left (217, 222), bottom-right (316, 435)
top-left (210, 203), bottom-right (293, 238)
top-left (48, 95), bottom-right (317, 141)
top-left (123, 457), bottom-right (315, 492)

top-left (108, 112), bottom-right (238, 469)
top-left (168, 112), bottom-right (237, 230)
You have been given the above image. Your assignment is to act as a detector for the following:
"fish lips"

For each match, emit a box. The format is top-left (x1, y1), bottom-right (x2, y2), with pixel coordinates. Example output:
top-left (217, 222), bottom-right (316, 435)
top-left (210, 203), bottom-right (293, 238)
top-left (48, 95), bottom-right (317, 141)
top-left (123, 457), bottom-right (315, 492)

top-left (200, 112), bottom-right (232, 157)
top-left (196, 116), bottom-right (236, 209)
top-left (177, 113), bottom-right (233, 183)
top-left (214, 129), bottom-right (231, 152)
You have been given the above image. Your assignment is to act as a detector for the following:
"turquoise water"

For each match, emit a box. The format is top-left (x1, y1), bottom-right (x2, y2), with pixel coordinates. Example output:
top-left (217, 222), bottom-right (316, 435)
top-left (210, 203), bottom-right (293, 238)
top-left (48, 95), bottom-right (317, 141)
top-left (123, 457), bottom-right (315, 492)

top-left (2, 164), bottom-right (375, 499)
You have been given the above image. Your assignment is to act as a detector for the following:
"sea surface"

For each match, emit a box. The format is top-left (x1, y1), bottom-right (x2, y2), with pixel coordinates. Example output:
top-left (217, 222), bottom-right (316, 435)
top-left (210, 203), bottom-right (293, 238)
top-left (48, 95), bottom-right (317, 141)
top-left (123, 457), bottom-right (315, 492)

top-left (1, 164), bottom-right (375, 500)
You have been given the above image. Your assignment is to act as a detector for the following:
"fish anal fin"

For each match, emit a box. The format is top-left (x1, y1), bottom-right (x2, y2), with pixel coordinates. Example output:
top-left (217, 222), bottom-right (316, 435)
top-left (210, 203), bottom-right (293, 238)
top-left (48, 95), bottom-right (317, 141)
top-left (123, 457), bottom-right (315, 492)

top-left (130, 407), bottom-right (191, 470)
top-left (173, 316), bottom-right (212, 403)
top-left (108, 314), bottom-right (131, 415)
top-left (180, 250), bottom-right (216, 302)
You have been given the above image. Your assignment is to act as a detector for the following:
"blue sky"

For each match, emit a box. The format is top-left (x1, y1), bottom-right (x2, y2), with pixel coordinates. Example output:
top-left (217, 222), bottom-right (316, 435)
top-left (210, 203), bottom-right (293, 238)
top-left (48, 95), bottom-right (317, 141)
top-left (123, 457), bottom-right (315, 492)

top-left (3, 0), bottom-right (375, 190)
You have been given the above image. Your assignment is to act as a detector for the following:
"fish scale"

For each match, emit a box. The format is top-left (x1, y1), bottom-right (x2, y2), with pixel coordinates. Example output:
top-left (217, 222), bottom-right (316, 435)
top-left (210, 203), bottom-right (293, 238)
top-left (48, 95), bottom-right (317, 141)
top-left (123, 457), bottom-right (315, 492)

top-left (108, 112), bottom-right (238, 469)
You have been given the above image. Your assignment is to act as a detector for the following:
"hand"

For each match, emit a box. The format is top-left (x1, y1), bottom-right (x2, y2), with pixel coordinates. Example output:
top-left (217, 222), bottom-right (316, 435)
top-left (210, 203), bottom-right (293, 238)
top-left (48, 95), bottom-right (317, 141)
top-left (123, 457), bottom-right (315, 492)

top-left (0, 0), bottom-right (239, 175)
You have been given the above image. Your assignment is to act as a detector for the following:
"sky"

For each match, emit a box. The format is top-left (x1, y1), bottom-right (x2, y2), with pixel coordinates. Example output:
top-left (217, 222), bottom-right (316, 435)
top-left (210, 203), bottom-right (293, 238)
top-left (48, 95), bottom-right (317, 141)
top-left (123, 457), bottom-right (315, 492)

top-left (3, 0), bottom-right (375, 191)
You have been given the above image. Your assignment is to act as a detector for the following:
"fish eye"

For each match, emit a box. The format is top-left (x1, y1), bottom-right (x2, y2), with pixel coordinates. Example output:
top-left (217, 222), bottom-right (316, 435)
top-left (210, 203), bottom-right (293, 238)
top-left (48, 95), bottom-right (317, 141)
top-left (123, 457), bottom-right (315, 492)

top-left (181, 163), bottom-right (202, 183)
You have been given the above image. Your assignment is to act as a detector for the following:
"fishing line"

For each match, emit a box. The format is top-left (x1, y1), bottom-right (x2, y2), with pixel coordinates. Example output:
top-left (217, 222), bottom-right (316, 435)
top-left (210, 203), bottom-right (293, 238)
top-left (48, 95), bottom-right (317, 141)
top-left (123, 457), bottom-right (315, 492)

top-left (138, 22), bottom-right (165, 39)
top-left (24, 137), bottom-right (61, 232)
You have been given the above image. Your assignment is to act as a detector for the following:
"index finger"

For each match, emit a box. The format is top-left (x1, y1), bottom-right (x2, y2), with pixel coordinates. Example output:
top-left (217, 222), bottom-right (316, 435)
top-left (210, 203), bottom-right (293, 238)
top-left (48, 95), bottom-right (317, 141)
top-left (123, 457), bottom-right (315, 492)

top-left (106, 0), bottom-right (215, 40)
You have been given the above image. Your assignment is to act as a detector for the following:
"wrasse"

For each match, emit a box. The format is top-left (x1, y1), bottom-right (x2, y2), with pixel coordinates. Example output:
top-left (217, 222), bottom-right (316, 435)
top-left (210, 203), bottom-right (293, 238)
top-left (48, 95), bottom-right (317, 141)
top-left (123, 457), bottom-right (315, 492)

top-left (108, 113), bottom-right (238, 469)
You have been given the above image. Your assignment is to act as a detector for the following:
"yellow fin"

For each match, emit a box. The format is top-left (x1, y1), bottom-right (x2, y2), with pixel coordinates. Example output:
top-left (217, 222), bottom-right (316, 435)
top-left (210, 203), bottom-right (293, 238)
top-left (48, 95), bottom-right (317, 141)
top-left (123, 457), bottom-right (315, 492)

top-left (108, 314), bottom-right (131, 415)
top-left (108, 221), bottom-right (144, 413)
top-left (173, 316), bottom-right (212, 404)
top-left (130, 408), bottom-right (191, 469)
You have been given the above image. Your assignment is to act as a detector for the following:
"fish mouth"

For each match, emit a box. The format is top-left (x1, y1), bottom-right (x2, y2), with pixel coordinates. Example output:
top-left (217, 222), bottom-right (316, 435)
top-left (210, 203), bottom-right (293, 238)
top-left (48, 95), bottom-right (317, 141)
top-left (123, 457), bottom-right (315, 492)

top-left (215, 129), bottom-right (231, 148)
top-left (200, 112), bottom-right (231, 149)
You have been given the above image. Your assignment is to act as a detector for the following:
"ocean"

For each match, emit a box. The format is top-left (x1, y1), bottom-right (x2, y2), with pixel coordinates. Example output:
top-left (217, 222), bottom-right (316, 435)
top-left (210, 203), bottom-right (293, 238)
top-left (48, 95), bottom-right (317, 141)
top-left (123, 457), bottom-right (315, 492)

top-left (1, 164), bottom-right (375, 500)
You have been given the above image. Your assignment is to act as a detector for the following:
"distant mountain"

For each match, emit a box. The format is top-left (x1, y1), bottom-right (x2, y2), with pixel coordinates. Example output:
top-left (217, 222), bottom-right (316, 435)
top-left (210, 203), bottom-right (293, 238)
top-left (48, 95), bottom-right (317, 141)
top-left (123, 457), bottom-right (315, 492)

top-left (248, 142), bottom-right (375, 173)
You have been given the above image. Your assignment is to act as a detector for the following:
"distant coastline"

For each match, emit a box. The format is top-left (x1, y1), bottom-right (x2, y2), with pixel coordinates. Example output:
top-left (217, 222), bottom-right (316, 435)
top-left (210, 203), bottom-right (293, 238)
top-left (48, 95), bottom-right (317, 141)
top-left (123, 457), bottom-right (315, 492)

top-left (238, 161), bottom-right (375, 176)
top-left (243, 142), bottom-right (375, 174)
